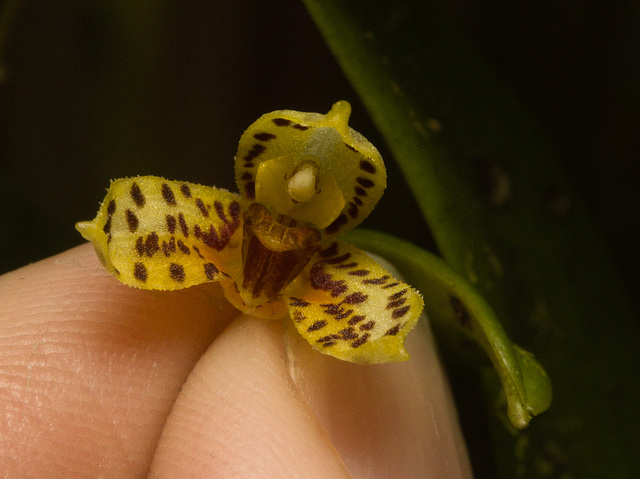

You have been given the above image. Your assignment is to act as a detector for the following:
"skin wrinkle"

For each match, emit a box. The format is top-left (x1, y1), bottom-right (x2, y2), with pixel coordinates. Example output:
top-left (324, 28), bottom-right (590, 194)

top-left (4, 338), bottom-right (140, 475)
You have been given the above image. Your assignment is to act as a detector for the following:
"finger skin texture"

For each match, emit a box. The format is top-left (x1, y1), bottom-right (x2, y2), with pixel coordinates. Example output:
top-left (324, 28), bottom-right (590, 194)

top-left (284, 318), bottom-right (472, 478)
top-left (0, 244), bottom-right (239, 478)
top-left (0, 244), bottom-right (472, 478)
top-left (149, 317), bottom-right (353, 479)
top-left (150, 270), bottom-right (472, 479)
top-left (285, 255), bottom-right (472, 478)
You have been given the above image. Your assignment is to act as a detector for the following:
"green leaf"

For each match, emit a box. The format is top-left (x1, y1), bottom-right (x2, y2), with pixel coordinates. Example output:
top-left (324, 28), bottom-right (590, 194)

top-left (305, 0), bottom-right (640, 477)
top-left (349, 229), bottom-right (552, 429)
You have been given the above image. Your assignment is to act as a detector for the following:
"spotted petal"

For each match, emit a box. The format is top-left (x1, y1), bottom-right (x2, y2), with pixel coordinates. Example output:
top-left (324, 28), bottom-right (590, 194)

top-left (287, 241), bottom-right (423, 363)
top-left (76, 176), bottom-right (243, 290)
top-left (235, 101), bottom-right (387, 236)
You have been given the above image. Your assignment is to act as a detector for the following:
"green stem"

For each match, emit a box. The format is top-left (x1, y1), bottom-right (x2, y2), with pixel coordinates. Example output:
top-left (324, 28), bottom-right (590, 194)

top-left (349, 229), bottom-right (552, 430)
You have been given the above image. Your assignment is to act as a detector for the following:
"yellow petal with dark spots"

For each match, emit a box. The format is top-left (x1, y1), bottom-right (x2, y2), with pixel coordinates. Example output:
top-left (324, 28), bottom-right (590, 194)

top-left (287, 241), bottom-right (423, 364)
top-left (76, 176), bottom-right (244, 290)
top-left (77, 103), bottom-right (425, 364)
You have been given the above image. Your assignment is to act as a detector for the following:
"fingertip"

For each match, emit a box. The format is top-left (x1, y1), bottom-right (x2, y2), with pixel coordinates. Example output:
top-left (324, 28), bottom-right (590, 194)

top-left (150, 315), bottom-right (352, 479)
top-left (284, 316), bottom-right (473, 478)
top-left (150, 312), bottom-right (472, 479)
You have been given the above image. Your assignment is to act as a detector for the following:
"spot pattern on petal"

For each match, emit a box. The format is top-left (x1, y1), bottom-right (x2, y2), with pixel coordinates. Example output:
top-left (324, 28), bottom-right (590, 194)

top-left (76, 177), bottom-right (243, 290)
top-left (288, 241), bottom-right (423, 363)
top-left (234, 101), bottom-right (386, 236)
top-left (77, 102), bottom-right (425, 364)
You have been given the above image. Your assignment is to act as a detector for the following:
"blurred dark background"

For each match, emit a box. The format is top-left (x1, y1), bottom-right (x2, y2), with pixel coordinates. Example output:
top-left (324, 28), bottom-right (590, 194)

top-left (1, 0), bottom-right (638, 305)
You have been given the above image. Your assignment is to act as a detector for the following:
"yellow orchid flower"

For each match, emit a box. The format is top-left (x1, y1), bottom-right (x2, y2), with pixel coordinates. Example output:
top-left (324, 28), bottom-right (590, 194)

top-left (76, 101), bottom-right (423, 363)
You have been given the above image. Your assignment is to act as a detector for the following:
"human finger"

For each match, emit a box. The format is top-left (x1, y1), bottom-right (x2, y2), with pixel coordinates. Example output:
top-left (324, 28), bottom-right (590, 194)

top-left (0, 244), bottom-right (240, 477)
top-left (149, 315), bottom-right (353, 478)
top-left (150, 279), bottom-right (471, 478)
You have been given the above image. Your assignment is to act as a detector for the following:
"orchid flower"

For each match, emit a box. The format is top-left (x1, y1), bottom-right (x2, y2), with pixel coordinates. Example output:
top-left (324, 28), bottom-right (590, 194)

top-left (76, 101), bottom-right (423, 364)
